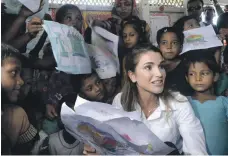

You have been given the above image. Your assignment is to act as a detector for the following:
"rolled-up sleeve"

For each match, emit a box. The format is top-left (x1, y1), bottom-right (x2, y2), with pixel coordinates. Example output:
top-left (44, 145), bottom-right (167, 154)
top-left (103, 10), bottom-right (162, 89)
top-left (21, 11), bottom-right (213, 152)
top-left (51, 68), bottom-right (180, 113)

top-left (175, 101), bottom-right (208, 155)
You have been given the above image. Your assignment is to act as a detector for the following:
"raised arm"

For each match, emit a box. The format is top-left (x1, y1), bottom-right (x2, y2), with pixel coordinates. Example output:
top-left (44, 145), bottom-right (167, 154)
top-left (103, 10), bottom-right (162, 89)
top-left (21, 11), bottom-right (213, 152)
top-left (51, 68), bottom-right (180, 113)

top-left (211, 0), bottom-right (224, 16)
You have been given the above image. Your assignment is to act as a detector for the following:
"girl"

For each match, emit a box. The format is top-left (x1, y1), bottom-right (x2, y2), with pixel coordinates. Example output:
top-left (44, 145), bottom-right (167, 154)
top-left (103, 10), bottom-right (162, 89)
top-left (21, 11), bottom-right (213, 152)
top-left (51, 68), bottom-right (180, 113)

top-left (121, 16), bottom-right (148, 49)
top-left (112, 43), bottom-right (207, 154)
top-left (157, 27), bottom-right (192, 95)
top-left (173, 15), bottom-right (200, 32)
top-left (1, 43), bottom-right (39, 154)
top-left (119, 17), bottom-right (149, 83)
top-left (185, 53), bottom-right (228, 154)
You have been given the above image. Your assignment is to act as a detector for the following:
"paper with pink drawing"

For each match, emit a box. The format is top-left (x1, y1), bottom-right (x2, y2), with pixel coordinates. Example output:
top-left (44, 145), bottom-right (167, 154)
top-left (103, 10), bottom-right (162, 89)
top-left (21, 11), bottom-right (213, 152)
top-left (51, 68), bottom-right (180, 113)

top-left (181, 25), bottom-right (223, 55)
top-left (86, 44), bottom-right (118, 79)
top-left (91, 26), bottom-right (120, 75)
top-left (61, 102), bottom-right (174, 155)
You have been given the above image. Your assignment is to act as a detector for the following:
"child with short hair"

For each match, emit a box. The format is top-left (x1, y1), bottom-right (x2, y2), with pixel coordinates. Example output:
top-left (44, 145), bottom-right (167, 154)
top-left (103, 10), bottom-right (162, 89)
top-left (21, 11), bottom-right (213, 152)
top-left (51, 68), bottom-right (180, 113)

top-left (185, 53), bottom-right (228, 155)
top-left (45, 4), bottom-right (84, 121)
top-left (157, 27), bottom-right (192, 95)
top-left (71, 71), bottom-right (107, 108)
top-left (1, 43), bottom-right (40, 154)
top-left (173, 15), bottom-right (200, 32)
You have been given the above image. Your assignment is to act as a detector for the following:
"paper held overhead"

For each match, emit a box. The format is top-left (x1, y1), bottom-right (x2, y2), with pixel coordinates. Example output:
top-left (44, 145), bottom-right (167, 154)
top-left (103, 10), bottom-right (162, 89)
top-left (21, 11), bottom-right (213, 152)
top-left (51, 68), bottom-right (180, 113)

top-left (91, 26), bottom-right (120, 75)
top-left (18, 0), bottom-right (42, 12)
top-left (42, 20), bottom-right (92, 75)
top-left (181, 25), bottom-right (223, 55)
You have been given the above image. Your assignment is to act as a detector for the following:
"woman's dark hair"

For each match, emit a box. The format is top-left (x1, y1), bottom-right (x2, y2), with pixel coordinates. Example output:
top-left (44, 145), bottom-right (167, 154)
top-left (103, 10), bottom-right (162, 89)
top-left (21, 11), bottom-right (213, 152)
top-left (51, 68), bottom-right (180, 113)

top-left (55, 4), bottom-right (82, 23)
top-left (121, 43), bottom-right (174, 111)
top-left (173, 15), bottom-right (199, 32)
top-left (184, 50), bottom-right (220, 76)
top-left (156, 27), bottom-right (184, 45)
top-left (120, 16), bottom-right (149, 44)
top-left (217, 12), bottom-right (228, 31)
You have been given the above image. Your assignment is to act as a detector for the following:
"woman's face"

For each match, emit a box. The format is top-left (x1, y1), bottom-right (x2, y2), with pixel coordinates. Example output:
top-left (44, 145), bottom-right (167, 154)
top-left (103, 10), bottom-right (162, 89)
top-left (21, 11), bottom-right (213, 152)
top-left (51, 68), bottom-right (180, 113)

top-left (123, 24), bottom-right (139, 48)
top-left (128, 51), bottom-right (166, 94)
top-left (1, 57), bottom-right (24, 102)
top-left (116, 0), bottom-right (133, 19)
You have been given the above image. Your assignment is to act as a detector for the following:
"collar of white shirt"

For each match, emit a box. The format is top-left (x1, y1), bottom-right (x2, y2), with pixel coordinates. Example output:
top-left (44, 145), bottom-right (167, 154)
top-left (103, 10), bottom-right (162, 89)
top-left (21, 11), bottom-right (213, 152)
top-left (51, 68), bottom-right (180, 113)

top-left (133, 97), bottom-right (178, 121)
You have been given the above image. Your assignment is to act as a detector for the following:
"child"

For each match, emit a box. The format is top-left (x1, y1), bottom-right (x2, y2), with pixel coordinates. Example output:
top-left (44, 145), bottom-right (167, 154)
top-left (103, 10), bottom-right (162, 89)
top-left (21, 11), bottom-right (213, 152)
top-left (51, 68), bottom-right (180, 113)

top-left (45, 4), bottom-right (84, 120)
top-left (185, 53), bottom-right (228, 155)
top-left (173, 15), bottom-right (200, 32)
top-left (39, 93), bottom-right (84, 155)
top-left (119, 17), bottom-right (149, 84)
top-left (71, 70), bottom-right (107, 108)
top-left (121, 16), bottom-right (148, 49)
top-left (157, 27), bottom-right (192, 95)
top-left (1, 43), bottom-right (40, 154)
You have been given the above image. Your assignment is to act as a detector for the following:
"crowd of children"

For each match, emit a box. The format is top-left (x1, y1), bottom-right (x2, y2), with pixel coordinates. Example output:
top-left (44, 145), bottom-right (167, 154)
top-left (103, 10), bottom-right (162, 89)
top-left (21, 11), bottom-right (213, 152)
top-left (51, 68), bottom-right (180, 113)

top-left (1, 0), bottom-right (228, 155)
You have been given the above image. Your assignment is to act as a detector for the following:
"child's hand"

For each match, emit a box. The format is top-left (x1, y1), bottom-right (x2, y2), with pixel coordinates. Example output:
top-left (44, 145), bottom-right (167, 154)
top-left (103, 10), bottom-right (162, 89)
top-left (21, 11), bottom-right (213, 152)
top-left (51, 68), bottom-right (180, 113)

top-left (27, 17), bottom-right (43, 38)
top-left (83, 144), bottom-right (99, 155)
top-left (46, 104), bottom-right (58, 120)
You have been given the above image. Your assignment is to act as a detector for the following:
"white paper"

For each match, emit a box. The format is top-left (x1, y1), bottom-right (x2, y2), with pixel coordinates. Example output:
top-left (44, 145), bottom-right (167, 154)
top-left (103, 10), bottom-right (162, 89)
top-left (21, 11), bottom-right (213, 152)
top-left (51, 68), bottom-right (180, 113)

top-left (91, 26), bottom-right (120, 74)
top-left (181, 25), bottom-right (223, 55)
top-left (3, 0), bottom-right (48, 19)
top-left (42, 20), bottom-right (92, 75)
top-left (26, 0), bottom-right (49, 20)
top-left (3, 0), bottom-right (22, 14)
top-left (86, 44), bottom-right (118, 79)
top-left (61, 102), bottom-right (174, 155)
top-left (18, 0), bottom-right (41, 12)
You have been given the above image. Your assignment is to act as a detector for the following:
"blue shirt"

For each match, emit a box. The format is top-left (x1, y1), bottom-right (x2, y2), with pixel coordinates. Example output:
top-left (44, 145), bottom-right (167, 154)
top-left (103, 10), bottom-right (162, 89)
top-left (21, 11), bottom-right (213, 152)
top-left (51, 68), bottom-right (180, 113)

top-left (188, 96), bottom-right (228, 155)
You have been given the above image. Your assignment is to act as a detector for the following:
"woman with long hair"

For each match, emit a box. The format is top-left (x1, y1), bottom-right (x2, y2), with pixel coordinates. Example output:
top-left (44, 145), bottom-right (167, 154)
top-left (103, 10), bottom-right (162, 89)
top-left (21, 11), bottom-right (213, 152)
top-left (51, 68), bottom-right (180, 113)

top-left (112, 43), bottom-right (207, 154)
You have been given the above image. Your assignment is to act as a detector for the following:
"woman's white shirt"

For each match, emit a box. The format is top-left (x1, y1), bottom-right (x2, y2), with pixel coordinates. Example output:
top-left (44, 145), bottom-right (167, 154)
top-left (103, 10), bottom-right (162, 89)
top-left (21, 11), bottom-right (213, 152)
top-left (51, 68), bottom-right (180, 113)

top-left (112, 93), bottom-right (207, 155)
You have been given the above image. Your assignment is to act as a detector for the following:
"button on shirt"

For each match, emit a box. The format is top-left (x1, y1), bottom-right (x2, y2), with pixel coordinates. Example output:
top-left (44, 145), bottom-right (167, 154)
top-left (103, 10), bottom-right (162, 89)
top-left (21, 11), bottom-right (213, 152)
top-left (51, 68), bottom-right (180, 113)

top-left (112, 92), bottom-right (207, 155)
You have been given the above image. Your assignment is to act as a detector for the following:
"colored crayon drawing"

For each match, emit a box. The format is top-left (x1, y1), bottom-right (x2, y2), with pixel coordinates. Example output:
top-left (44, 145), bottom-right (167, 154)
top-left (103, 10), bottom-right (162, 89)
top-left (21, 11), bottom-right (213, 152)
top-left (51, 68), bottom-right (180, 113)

top-left (77, 122), bottom-right (118, 152)
top-left (186, 35), bottom-right (204, 43)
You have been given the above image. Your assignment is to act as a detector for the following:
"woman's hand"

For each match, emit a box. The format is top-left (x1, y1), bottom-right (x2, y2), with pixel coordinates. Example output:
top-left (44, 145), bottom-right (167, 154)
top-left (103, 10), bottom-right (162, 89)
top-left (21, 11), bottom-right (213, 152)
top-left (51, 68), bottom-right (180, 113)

top-left (83, 144), bottom-right (99, 155)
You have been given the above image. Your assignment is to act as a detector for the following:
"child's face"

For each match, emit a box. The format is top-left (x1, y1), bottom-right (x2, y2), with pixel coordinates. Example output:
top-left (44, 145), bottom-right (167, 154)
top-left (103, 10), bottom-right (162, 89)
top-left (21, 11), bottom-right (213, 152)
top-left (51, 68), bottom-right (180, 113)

top-left (159, 32), bottom-right (181, 60)
top-left (81, 74), bottom-right (105, 102)
top-left (1, 57), bottom-right (24, 102)
top-left (123, 24), bottom-right (139, 48)
top-left (102, 77), bottom-right (117, 97)
top-left (62, 8), bottom-right (83, 32)
top-left (184, 19), bottom-right (200, 31)
top-left (186, 62), bottom-right (216, 93)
